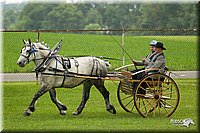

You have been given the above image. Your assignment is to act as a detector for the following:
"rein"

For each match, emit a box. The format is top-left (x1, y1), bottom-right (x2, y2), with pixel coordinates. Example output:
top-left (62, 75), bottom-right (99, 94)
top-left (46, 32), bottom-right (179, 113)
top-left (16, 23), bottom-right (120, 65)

top-left (34, 49), bottom-right (52, 71)
top-left (33, 48), bottom-right (52, 81)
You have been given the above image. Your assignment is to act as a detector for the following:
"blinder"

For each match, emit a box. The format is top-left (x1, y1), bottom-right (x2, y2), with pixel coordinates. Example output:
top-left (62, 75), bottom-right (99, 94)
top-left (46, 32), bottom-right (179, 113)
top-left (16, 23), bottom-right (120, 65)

top-left (29, 47), bottom-right (36, 54)
top-left (20, 45), bottom-right (37, 63)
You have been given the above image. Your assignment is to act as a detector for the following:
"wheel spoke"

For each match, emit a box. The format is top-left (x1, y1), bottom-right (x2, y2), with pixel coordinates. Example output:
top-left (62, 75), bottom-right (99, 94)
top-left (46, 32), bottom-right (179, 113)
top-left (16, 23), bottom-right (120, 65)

top-left (145, 81), bottom-right (153, 90)
top-left (161, 85), bottom-right (173, 91)
top-left (120, 87), bottom-right (132, 94)
top-left (130, 103), bottom-right (135, 112)
top-left (159, 99), bottom-right (170, 116)
top-left (160, 95), bottom-right (177, 100)
top-left (144, 99), bottom-right (157, 116)
top-left (151, 77), bottom-right (156, 91)
top-left (157, 75), bottom-right (161, 87)
top-left (138, 86), bottom-right (146, 91)
top-left (138, 99), bottom-right (149, 112)
top-left (162, 91), bottom-right (176, 96)
top-left (121, 95), bottom-right (133, 100)
top-left (136, 98), bottom-right (155, 116)
top-left (118, 81), bottom-right (135, 113)
top-left (145, 99), bottom-right (155, 109)
top-left (124, 98), bottom-right (134, 107)
top-left (136, 93), bottom-right (145, 98)
top-left (141, 99), bottom-right (148, 114)
top-left (162, 98), bottom-right (177, 100)
top-left (160, 100), bottom-right (175, 108)
top-left (158, 102), bottom-right (161, 117)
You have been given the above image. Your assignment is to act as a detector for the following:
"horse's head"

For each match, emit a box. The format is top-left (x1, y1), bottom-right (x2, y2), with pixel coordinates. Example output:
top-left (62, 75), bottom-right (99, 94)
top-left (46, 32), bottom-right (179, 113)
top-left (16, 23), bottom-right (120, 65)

top-left (17, 39), bottom-right (50, 67)
top-left (17, 38), bottom-right (63, 67)
top-left (17, 39), bottom-right (37, 67)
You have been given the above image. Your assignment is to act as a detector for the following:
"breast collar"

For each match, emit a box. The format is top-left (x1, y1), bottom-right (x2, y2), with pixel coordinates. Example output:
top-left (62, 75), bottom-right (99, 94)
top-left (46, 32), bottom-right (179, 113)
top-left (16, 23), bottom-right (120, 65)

top-left (34, 51), bottom-right (52, 73)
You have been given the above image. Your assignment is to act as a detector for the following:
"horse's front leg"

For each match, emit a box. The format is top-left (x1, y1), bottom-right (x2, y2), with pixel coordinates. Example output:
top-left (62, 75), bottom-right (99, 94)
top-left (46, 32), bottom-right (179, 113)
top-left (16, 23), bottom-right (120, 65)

top-left (49, 88), bottom-right (67, 115)
top-left (23, 84), bottom-right (49, 116)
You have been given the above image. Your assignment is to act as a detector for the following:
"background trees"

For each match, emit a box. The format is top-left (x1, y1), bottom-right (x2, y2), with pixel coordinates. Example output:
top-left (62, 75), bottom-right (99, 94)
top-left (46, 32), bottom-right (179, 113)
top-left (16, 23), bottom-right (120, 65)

top-left (3, 3), bottom-right (197, 33)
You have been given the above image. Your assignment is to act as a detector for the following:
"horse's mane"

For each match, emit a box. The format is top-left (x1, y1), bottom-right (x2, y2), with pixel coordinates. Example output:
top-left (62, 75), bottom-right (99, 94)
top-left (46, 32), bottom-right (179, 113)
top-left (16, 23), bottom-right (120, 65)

top-left (35, 42), bottom-right (49, 49)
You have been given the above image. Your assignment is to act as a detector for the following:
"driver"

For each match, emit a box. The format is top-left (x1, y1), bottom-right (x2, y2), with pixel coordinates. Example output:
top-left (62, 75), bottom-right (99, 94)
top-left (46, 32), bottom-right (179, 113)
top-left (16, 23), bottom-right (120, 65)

top-left (131, 40), bottom-right (157, 79)
top-left (133, 40), bottom-right (157, 68)
top-left (132, 41), bottom-right (166, 82)
top-left (147, 42), bottom-right (166, 74)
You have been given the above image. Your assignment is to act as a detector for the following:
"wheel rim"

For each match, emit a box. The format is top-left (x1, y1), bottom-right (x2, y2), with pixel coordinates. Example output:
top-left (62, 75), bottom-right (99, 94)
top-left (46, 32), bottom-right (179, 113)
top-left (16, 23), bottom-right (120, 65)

top-left (134, 73), bottom-right (180, 117)
top-left (117, 81), bottom-right (135, 113)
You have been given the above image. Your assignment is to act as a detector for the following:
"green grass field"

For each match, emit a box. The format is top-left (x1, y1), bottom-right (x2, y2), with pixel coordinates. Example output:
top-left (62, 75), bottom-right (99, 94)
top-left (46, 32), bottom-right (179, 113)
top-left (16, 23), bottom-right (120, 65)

top-left (3, 79), bottom-right (198, 132)
top-left (3, 32), bottom-right (198, 72)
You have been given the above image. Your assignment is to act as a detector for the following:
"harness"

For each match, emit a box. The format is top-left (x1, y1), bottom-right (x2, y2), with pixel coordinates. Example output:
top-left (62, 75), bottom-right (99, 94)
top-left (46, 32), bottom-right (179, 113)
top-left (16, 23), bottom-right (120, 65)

top-left (20, 43), bottom-right (104, 87)
top-left (61, 57), bottom-right (71, 69)
top-left (73, 58), bottom-right (79, 73)
top-left (39, 57), bottom-right (103, 86)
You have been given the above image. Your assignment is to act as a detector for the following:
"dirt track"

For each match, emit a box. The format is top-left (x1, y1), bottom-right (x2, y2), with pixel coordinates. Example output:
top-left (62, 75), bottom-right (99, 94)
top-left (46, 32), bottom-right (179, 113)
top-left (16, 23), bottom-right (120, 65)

top-left (1, 71), bottom-right (199, 82)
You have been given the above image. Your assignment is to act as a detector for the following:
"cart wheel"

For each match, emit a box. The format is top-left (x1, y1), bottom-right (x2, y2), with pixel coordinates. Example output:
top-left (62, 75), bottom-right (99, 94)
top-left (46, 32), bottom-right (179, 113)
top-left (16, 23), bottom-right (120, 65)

top-left (117, 81), bottom-right (135, 113)
top-left (134, 73), bottom-right (180, 117)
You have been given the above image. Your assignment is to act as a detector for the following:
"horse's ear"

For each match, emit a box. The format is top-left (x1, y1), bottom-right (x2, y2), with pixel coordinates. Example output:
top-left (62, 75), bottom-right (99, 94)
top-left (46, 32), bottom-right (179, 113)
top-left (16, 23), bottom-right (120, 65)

top-left (51, 39), bottom-right (62, 55)
top-left (28, 38), bottom-right (31, 45)
top-left (22, 39), bottom-right (26, 44)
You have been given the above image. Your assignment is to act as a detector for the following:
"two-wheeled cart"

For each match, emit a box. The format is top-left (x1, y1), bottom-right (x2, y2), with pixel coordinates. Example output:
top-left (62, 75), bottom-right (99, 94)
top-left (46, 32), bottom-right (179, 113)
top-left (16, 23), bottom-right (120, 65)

top-left (63, 68), bottom-right (180, 118)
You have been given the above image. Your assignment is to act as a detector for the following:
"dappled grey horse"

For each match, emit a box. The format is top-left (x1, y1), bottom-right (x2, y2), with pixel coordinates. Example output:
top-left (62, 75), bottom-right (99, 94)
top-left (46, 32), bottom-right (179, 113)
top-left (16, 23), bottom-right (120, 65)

top-left (17, 39), bottom-right (116, 116)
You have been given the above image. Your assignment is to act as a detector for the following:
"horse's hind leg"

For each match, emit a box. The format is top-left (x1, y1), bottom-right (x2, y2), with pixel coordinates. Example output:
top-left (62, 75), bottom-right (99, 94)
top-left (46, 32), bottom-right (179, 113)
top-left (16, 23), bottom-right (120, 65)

top-left (93, 80), bottom-right (116, 114)
top-left (49, 88), bottom-right (67, 115)
top-left (72, 80), bottom-right (92, 116)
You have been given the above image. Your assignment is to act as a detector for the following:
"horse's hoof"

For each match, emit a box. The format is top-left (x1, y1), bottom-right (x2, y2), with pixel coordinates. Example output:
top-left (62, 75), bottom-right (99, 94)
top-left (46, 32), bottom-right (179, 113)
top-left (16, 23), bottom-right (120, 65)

top-left (107, 105), bottom-right (116, 114)
top-left (23, 111), bottom-right (31, 116)
top-left (23, 108), bottom-right (33, 116)
top-left (112, 108), bottom-right (117, 114)
top-left (72, 111), bottom-right (80, 116)
top-left (60, 110), bottom-right (66, 115)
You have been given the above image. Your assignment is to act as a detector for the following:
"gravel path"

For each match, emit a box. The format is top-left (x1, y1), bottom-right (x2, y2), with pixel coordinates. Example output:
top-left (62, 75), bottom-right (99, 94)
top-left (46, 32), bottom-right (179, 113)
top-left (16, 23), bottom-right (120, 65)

top-left (1, 71), bottom-right (199, 82)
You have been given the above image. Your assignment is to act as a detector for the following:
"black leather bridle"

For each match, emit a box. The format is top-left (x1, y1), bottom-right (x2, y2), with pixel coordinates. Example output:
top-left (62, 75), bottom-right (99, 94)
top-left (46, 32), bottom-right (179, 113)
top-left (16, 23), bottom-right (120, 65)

top-left (20, 44), bottom-right (51, 64)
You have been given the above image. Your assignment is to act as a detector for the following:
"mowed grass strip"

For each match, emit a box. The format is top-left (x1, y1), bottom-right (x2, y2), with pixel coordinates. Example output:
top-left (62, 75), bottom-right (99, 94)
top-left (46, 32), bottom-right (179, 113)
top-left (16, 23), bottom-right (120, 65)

top-left (3, 32), bottom-right (197, 72)
top-left (3, 79), bottom-right (198, 132)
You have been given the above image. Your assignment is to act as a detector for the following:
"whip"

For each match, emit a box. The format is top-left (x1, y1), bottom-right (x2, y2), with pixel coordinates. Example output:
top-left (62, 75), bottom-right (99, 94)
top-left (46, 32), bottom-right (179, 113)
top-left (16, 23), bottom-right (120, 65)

top-left (98, 22), bottom-right (137, 70)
